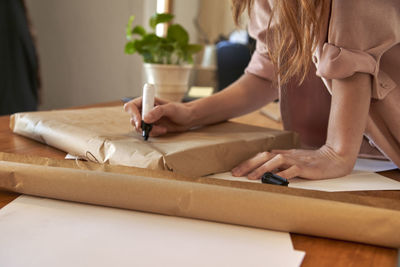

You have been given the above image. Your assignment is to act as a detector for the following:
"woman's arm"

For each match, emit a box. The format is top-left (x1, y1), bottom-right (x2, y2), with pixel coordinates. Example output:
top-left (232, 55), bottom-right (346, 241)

top-left (125, 73), bottom-right (277, 136)
top-left (187, 73), bottom-right (277, 126)
top-left (324, 73), bottom-right (372, 170)
top-left (233, 72), bottom-right (372, 179)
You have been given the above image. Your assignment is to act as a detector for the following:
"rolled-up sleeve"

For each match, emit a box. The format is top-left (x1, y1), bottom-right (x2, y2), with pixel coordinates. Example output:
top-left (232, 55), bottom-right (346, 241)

top-left (315, 0), bottom-right (400, 99)
top-left (245, 47), bottom-right (276, 82)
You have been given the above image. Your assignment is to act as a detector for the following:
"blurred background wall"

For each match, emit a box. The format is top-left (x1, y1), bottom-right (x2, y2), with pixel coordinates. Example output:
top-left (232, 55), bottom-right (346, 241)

top-left (24, 0), bottom-right (237, 110)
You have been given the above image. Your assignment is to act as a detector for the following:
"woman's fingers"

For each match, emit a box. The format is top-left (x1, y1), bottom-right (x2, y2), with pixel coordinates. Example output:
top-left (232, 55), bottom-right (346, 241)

top-left (144, 103), bottom-right (177, 124)
top-left (130, 118), bottom-right (141, 133)
top-left (271, 149), bottom-right (311, 156)
top-left (124, 96), bottom-right (191, 137)
top-left (124, 97), bottom-right (142, 113)
top-left (149, 125), bottom-right (168, 136)
top-left (124, 98), bottom-right (143, 130)
top-left (124, 97), bottom-right (176, 132)
top-left (271, 149), bottom-right (293, 154)
top-left (247, 153), bottom-right (295, 180)
top-left (154, 97), bottom-right (169, 106)
top-left (232, 152), bottom-right (275, 177)
top-left (234, 147), bottom-right (353, 181)
top-left (276, 165), bottom-right (302, 179)
top-left (232, 149), bottom-right (309, 180)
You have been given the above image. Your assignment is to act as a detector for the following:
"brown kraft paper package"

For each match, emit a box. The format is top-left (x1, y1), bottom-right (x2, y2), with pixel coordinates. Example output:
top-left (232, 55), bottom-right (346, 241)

top-left (10, 106), bottom-right (298, 177)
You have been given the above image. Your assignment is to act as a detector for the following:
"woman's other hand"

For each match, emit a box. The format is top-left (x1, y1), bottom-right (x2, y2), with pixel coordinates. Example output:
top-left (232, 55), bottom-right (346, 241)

top-left (231, 145), bottom-right (354, 180)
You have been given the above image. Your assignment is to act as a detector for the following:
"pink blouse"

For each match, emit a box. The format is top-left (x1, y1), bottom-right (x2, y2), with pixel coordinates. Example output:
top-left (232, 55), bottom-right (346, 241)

top-left (245, 0), bottom-right (400, 167)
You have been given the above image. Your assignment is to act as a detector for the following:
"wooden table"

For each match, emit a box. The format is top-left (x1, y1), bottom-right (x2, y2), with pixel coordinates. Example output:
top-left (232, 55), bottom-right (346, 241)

top-left (0, 101), bottom-right (399, 267)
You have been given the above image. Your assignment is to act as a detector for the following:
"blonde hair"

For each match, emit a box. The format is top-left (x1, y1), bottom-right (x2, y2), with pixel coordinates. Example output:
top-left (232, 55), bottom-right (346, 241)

top-left (231, 0), bottom-right (327, 85)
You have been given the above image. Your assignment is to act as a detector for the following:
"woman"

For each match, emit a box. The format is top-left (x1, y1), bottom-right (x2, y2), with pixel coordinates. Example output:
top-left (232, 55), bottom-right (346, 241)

top-left (124, 0), bottom-right (400, 180)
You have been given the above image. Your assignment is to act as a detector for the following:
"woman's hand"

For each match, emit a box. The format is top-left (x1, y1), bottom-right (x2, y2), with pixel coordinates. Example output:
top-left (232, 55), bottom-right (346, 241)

top-left (231, 145), bottom-right (354, 180)
top-left (124, 97), bottom-right (194, 136)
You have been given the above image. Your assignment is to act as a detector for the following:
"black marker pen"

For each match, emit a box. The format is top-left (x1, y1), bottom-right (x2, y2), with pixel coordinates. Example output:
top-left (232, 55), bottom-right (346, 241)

top-left (261, 172), bottom-right (289, 186)
top-left (141, 83), bottom-right (155, 141)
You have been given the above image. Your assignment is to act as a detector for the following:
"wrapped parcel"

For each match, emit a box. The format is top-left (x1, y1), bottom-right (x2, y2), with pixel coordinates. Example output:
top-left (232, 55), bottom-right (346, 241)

top-left (10, 106), bottom-right (297, 176)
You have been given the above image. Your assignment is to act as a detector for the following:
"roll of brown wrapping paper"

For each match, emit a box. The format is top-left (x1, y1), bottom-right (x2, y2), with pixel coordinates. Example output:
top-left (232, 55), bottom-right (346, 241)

top-left (0, 152), bottom-right (399, 248)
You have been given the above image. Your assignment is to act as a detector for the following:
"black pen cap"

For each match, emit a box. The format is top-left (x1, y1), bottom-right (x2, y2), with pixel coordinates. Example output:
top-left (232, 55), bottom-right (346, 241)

top-left (261, 172), bottom-right (289, 186)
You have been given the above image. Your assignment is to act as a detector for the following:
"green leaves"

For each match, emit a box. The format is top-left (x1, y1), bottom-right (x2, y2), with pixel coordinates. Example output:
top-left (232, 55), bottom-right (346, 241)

top-left (124, 42), bottom-right (135, 54)
top-left (184, 44), bottom-right (204, 64)
top-left (132, 25), bottom-right (146, 36)
top-left (124, 13), bottom-right (203, 65)
top-left (167, 24), bottom-right (188, 45)
top-left (149, 13), bottom-right (174, 30)
top-left (125, 15), bottom-right (135, 41)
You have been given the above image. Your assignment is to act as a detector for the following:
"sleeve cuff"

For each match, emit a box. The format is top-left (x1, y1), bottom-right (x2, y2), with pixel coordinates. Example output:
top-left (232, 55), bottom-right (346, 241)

top-left (245, 50), bottom-right (276, 82)
top-left (316, 43), bottom-right (396, 99)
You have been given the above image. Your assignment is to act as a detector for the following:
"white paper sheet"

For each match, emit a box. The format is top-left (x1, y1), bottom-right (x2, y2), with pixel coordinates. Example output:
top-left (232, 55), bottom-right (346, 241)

top-left (289, 171), bottom-right (400, 192)
top-left (0, 196), bottom-right (305, 267)
top-left (208, 170), bottom-right (400, 192)
top-left (208, 171), bottom-right (260, 184)
top-left (353, 158), bottom-right (398, 172)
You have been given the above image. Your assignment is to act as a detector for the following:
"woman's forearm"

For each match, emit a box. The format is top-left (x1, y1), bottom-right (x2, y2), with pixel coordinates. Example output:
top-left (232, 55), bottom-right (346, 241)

top-left (186, 73), bottom-right (277, 127)
top-left (326, 73), bottom-right (372, 168)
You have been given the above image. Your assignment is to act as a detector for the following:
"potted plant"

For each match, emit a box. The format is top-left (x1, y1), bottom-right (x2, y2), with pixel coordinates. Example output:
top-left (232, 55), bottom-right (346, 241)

top-left (125, 13), bottom-right (203, 102)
